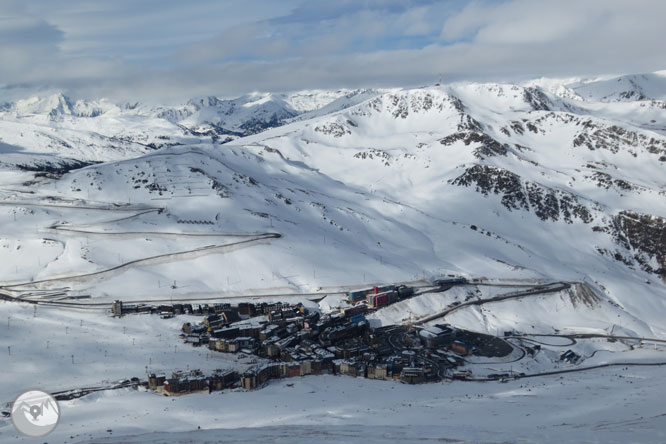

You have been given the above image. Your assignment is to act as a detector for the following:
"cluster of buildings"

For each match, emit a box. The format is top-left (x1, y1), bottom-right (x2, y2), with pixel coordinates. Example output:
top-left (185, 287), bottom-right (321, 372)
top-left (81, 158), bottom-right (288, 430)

top-left (148, 369), bottom-right (238, 396)
top-left (418, 324), bottom-right (473, 356)
top-left (347, 285), bottom-right (414, 308)
top-left (112, 300), bottom-right (262, 318)
top-left (132, 283), bottom-right (491, 394)
top-left (190, 302), bottom-right (372, 364)
top-left (173, 298), bottom-right (480, 391)
top-left (235, 323), bottom-right (475, 389)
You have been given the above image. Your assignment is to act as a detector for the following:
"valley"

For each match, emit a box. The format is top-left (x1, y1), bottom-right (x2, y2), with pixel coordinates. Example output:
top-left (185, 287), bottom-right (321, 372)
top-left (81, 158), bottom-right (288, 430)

top-left (0, 72), bottom-right (665, 443)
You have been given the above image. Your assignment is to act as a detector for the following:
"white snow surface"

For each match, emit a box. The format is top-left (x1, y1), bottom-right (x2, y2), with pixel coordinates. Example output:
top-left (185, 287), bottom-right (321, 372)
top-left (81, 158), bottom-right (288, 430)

top-left (1, 71), bottom-right (666, 443)
top-left (1, 370), bottom-right (666, 444)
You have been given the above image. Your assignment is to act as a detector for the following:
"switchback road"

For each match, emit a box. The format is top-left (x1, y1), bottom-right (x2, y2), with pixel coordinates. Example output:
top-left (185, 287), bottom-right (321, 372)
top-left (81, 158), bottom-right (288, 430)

top-left (415, 282), bottom-right (571, 325)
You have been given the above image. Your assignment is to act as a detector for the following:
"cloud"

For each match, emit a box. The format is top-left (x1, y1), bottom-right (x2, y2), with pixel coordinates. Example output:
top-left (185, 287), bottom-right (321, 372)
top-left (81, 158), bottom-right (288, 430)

top-left (173, 24), bottom-right (269, 64)
top-left (1, 0), bottom-right (665, 102)
top-left (441, 1), bottom-right (656, 45)
top-left (0, 16), bottom-right (65, 82)
top-left (434, 0), bottom-right (666, 77)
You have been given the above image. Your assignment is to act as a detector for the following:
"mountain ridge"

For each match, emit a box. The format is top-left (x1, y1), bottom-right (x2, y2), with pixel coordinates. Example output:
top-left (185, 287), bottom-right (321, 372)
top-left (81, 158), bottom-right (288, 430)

top-left (0, 72), bottom-right (664, 335)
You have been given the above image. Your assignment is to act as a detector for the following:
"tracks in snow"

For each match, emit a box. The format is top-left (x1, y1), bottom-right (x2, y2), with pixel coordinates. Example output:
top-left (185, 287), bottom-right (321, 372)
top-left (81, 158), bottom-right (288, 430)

top-left (414, 281), bottom-right (571, 325)
top-left (0, 196), bottom-right (283, 303)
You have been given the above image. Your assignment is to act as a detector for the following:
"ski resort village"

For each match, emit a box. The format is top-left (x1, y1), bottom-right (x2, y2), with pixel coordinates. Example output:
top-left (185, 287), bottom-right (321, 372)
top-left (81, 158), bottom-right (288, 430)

top-left (1, 71), bottom-right (666, 443)
top-left (108, 278), bottom-right (648, 395)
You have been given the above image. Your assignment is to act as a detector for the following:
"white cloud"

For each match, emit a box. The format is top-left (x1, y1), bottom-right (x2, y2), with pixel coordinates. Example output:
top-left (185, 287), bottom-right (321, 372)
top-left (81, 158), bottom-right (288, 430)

top-left (1, 0), bottom-right (665, 102)
top-left (442, 0), bottom-right (666, 46)
top-left (395, 6), bottom-right (435, 36)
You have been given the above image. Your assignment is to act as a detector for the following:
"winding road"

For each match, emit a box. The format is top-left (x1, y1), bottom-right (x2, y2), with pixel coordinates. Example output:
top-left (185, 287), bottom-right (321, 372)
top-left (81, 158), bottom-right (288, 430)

top-left (415, 281), bottom-right (571, 325)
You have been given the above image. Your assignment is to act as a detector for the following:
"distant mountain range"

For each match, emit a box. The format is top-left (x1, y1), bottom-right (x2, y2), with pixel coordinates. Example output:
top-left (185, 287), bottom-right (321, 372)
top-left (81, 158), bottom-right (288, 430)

top-left (0, 71), bottom-right (664, 332)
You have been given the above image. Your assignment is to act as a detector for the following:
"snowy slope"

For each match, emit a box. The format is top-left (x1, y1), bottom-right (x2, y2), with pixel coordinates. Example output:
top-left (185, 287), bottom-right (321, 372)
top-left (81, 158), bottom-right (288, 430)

top-left (1, 71), bottom-right (666, 444)
top-left (231, 78), bottom-right (666, 332)
top-left (566, 71), bottom-right (666, 102)
top-left (0, 93), bottom-right (198, 171)
top-left (0, 75), bottom-right (664, 330)
top-left (163, 89), bottom-right (385, 138)
top-left (0, 90), bottom-right (377, 173)
top-left (2, 368), bottom-right (666, 444)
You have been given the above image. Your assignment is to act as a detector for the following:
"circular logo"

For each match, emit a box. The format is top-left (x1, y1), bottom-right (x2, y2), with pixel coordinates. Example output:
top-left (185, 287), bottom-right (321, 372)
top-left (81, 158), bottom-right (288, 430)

top-left (11, 390), bottom-right (60, 437)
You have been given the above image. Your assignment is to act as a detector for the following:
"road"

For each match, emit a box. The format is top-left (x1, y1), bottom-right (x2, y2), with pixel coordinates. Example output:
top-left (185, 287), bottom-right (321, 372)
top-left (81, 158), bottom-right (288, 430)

top-left (2, 232), bottom-right (281, 293)
top-left (415, 282), bottom-right (571, 325)
top-left (1, 380), bottom-right (140, 414)
top-left (458, 360), bottom-right (666, 382)
top-left (510, 333), bottom-right (666, 345)
top-left (0, 285), bottom-right (351, 310)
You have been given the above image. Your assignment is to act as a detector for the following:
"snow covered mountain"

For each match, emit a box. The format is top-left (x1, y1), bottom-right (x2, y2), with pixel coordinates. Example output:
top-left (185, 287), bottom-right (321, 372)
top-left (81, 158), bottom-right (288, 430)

top-left (0, 89), bottom-right (382, 173)
top-left (144, 89), bottom-right (386, 138)
top-left (565, 72), bottom-right (666, 102)
top-left (0, 72), bottom-right (665, 332)
top-left (237, 78), bottom-right (666, 287)
top-left (2, 71), bottom-right (666, 444)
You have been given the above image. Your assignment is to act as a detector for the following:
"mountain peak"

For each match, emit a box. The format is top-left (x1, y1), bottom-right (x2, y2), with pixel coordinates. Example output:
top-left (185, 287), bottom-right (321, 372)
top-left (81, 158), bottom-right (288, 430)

top-left (566, 72), bottom-right (666, 102)
top-left (12, 92), bottom-right (74, 116)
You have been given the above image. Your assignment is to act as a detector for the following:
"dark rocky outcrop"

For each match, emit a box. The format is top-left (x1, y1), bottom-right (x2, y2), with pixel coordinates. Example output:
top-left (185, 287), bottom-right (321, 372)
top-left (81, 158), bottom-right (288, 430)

top-left (439, 132), bottom-right (508, 159)
top-left (615, 212), bottom-right (666, 277)
top-left (451, 165), bottom-right (595, 223)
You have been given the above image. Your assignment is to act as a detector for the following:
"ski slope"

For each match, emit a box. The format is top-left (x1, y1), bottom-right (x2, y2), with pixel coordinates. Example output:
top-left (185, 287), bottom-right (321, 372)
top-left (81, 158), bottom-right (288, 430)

top-left (1, 71), bottom-right (666, 444)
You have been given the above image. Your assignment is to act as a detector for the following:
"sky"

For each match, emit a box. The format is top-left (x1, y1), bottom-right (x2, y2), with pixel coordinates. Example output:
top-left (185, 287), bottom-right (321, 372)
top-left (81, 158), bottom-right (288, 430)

top-left (2, 0), bottom-right (666, 102)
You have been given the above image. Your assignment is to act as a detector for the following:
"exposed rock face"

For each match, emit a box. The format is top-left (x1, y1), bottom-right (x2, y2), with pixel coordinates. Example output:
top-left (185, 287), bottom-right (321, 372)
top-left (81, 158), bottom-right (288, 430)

top-left (452, 163), bottom-right (665, 278)
top-left (355, 90), bottom-right (466, 119)
top-left (586, 171), bottom-right (637, 192)
top-left (450, 165), bottom-right (525, 208)
top-left (314, 121), bottom-right (352, 137)
top-left (522, 87), bottom-right (553, 111)
top-left (353, 149), bottom-right (392, 165)
top-left (572, 121), bottom-right (666, 159)
top-left (614, 212), bottom-right (666, 277)
top-left (240, 114), bottom-right (295, 136)
top-left (451, 165), bottom-right (595, 223)
top-left (439, 132), bottom-right (508, 159)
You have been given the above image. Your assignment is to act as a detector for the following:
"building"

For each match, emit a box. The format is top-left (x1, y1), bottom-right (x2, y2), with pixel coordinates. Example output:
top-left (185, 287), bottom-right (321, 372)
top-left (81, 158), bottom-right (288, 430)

top-left (368, 290), bottom-right (399, 308)
top-left (148, 373), bottom-right (166, 390)
top-left (203, 314), bottom-right (224, 330)
top-left (241, 364), bottom-right (282, 390)
top-left (265, 342), bottom-right (281, 358)
top-left (374, 364), bottom-right (388, 380)
top-left (347, 285), bottom-right (397, 304)
top-left (400, 367), bottom-right (426, 384)
top-left (339, 361), bottom-right (364, 377)
top-left (112, 300), bottom-right (123, 317)
top-left (210, 326), bottom-right (240, 339)
top-left (343, 304), bottom-right (369, 317)
top-left (221, 310), bottom-right (241, 323)
top-left (238, 303), bottom-right (257, 317)
top-left (300, 360), bottom-right (312, 376)
top-left (235, 337), bottom-right (257, 352)
top-left (419, 324), bottom-right (456, 348)
top-left (164, 376), bottom-right (208, 396)
top-left (241, 371), bottom-right (257, 390)
top-left (559, 349), bottom-right (580, 364)
top-left (209, 369), bottom-right (238, 391)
